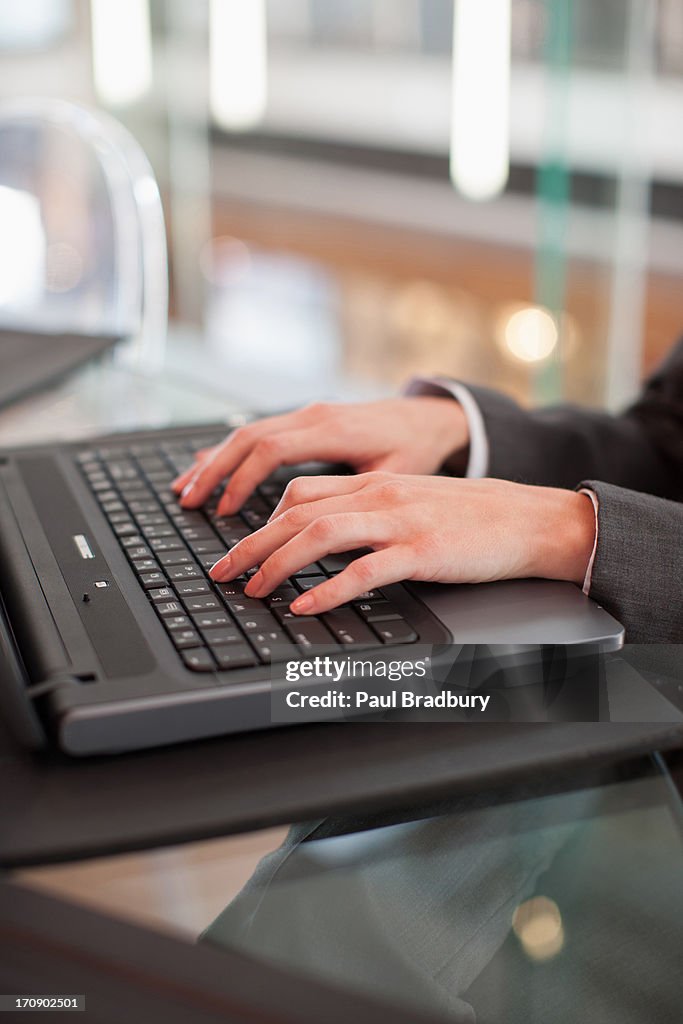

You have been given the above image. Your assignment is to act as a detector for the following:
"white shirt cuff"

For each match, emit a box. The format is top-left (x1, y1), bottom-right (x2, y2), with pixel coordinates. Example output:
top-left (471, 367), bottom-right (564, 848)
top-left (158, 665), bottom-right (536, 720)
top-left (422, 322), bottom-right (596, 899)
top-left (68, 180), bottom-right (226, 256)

top-left (577, 488), bottom-right (599, 595)
top-left (404, 376), bottom-right (489, 478)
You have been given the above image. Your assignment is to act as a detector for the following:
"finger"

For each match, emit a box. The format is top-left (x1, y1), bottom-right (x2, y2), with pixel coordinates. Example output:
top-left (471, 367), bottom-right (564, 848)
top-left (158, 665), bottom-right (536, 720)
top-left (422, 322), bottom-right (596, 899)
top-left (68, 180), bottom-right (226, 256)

top-left (269, 473), bottom-right (375, 521)
top-left (246, 513), bottom-right (394, 598)
top-left (178, 412), bottom-right (303, 508)
top-left (289, 548), bottom-right (414, 615)
top-left (210, 493), bottom-right (384, 582)
top-left (357, 452), bottom-right (409, 473)
top-left (214, 427), bottom-right (348, 515)
top-left (171, 446), bottom-right (219, 493)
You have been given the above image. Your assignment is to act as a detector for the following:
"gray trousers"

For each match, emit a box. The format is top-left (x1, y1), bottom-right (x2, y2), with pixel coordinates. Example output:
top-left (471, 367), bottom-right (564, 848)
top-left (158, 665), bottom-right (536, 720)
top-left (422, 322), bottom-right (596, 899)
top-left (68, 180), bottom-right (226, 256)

top-left (201, 794), bottom-right (583, 1022)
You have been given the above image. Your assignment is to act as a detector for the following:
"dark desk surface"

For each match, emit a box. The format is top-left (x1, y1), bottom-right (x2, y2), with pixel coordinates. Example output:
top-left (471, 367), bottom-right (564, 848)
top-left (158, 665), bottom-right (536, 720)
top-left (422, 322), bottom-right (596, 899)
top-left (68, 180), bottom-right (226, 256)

top-left (2, 352), bottom-right (682, 873)
top-left (3, 714), bottom-right (683, 869)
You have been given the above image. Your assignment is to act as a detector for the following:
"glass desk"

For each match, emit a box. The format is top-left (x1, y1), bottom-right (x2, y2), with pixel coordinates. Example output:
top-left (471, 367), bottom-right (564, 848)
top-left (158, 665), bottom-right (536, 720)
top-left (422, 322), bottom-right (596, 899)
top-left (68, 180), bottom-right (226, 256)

top-left (12, 755), bottom-right (683, 1024)
top-left (0, 327), bottom-right (244, 449)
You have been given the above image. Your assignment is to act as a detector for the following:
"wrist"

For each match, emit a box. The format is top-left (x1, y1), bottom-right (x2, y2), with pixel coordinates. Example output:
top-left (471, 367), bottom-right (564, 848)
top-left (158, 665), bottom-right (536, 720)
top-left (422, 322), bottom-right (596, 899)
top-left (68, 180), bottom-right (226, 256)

top-left (528, 488), bottom-right (596, 585)
top-left (411, 396), bottom-right (470, 472)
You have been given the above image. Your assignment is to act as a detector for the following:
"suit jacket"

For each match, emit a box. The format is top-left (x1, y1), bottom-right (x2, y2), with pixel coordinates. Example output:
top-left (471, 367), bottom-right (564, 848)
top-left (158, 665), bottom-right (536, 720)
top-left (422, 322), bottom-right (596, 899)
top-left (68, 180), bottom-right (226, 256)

top-left (466, 339), bottom-right (683, 642)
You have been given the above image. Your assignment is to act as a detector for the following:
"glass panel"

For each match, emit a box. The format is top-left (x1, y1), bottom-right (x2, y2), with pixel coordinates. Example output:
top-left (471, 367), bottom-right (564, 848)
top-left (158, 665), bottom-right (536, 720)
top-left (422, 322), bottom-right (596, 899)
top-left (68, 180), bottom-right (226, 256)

top-left (15, 760), bottom-right (683, 1024)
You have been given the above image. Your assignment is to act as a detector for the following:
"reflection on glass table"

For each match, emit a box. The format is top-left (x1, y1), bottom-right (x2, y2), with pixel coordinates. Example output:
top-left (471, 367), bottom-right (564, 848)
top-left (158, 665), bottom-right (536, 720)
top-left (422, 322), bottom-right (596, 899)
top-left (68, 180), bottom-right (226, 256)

top-left (17, 757), bottom-right (683, 1024)
top-left (0, 329), bottom-right (244, 449)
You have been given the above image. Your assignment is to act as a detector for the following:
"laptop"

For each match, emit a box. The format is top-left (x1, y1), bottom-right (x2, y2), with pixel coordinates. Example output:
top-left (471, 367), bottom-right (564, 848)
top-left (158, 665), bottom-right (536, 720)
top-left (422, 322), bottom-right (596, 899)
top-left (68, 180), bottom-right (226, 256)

top-left (0, 329), bottom-right (120, 410)
top-left (0, 421), bottom-right (625, 756)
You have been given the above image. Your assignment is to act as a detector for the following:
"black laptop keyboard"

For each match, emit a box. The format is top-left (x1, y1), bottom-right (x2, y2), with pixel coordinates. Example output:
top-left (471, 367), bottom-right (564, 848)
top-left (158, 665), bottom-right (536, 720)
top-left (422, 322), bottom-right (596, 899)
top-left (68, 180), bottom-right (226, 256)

top-left (76, 434), bottom-right (421, 673)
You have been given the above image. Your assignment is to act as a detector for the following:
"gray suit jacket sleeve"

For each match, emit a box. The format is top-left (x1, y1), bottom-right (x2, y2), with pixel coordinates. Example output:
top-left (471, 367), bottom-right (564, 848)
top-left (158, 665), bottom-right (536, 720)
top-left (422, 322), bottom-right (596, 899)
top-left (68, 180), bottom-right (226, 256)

top-left (578, 481), bottom-right (683, 642)
top-left (465, 338), bottom-right (683, 500)
top-left (463, 340), bottom-right (683, 641)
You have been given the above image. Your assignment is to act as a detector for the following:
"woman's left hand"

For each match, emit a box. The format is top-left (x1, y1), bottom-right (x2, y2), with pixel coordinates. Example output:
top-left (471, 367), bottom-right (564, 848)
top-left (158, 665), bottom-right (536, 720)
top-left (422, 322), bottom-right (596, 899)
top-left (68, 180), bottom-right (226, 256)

top-left (209, 473), bottom-right (596, 615)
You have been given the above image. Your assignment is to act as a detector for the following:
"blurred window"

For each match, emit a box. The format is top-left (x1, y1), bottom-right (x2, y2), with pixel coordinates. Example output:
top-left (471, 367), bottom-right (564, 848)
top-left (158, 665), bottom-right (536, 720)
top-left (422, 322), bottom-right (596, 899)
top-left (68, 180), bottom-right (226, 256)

top-left (0, 0), bottom-right (72, 52)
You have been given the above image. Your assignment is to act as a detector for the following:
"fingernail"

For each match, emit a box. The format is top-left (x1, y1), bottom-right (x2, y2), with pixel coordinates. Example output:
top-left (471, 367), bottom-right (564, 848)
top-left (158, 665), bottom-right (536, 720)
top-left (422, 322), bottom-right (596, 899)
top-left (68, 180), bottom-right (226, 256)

top-left (180, 482), bottom-right (194, 499)
top-left (209, 554), bottom-right (230, 579)
top-left (245, 570), bottom-right (263, 596)
top-left (291, 593), bottom-right (313, 614)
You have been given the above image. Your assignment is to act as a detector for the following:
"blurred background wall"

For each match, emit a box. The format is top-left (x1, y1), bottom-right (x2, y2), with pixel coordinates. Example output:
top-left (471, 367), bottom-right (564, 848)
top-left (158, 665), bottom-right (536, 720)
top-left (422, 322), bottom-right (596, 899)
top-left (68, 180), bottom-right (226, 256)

top-left (1, 0), bottom-right (682, 412)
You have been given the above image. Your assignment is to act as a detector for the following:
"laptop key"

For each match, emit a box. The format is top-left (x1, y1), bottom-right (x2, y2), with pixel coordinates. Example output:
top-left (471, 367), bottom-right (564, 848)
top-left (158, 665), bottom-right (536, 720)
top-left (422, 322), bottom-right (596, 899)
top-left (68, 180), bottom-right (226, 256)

top-left (143, 524), bottom-right (176, 539)
top-left (180, 526), bottom-right (216, 543)
top-left (318, 551), bottom-right (363, 573)
top-left (108, 511), bottom-right (133, 525)
top-left (132, 559), bottom-right (161, 575)
top-left (229, 599), bottom-right (270, 616)
top-left (374, 622), bottom-right (418, 644)
top-left (167, 564), bottom-right (203, 581)
top-left (171, 628), bottom-right (203, 649)
top-left (213, 645), bottom-right (257, 671)
top-left (149, 536), bottom-right (185, 552)
top-left (170, 510), bottom-right (207, 527)
top-left (285, 620), bottom-right (337, 650)
top-left (175, 579), bottom-right (210, 596)
top-left (215, 581), bottom-right (248, 599)
top-left (149, 586), bottom-right (176, 602)
top-left (119, 486), bottom-right (154, 502)
top-left (272, 606), bottom-right (297, 624)
top-left (266, 587), bottom-right (298, 607)
top-left (113, 522), bottom-right (138, 538)
top-left (197, 552), bottom-right (225, 570)
top-left (183, 594), bottom-right (221, 612)
top-left (181, 647), bottom-right (215, 671)
top-left (135, 513), bottom-right (169, 527)
top-left (126, 545), bottom-right (152, 561)
top-left (209, 513), bottom-right (244, 529)
top-left (323, 610), bottom-right (376, 647)
top-left (136, 456), bottom-right (167, 473)
top-left (356, 600), bottom-right (403, 622)
top-left (217, 527), bottom-right (251, 546)
top-left (157, 550), bottom-right (193, 567)
top-left (203, 627), bottom-right (243, 646)
top-left (241, 509), bottom-right (269, 530)
top-left (120, 533), bottom-right (145, 549)
top-left (164, 615), bottom-right (193, 631)
top-left (259, 482), bottom-right (284, 504)
top-left (155, 600), bottom-right (185, 616)
top-left (191, 610), bottom-right (231, 630)
top-left (292, 563), bottom-right (323, 578)
top-left (294, 575), bottom-right (328, 592)
top-left (128, 500), bottom-right (162, 514)
top-left (252, 633), bottom-right (298, 662)
top-left (140, 571), bottom-right (167, 589)
top-left (239, 613), bottom-right (280, 633)
top-left (188, 539), bottom-right (228, 556)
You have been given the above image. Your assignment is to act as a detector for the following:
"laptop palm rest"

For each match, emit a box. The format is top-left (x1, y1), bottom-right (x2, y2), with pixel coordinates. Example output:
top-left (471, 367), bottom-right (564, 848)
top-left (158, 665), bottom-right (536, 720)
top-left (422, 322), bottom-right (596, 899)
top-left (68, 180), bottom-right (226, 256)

top-left (15, 456), bottom-right (154, 680)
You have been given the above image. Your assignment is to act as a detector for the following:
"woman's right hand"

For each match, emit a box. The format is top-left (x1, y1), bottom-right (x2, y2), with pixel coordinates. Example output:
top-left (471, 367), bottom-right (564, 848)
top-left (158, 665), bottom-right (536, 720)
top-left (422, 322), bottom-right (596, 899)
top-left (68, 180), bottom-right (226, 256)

top-left (172, 396), bottom-right (470, 516)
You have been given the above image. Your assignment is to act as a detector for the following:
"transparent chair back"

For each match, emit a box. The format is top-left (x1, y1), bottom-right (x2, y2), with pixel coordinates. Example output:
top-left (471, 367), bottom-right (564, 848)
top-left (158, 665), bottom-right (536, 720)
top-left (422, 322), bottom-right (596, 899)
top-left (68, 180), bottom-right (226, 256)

top-left (0, 98), bottom-right (167, 370)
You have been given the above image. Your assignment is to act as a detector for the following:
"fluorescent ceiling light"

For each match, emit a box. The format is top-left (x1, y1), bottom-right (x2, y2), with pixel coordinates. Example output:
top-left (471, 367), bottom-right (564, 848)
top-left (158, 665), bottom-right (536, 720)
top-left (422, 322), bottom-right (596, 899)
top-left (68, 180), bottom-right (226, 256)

top-left (450, 0), bottom-right (511, 200)
top-left (210, 0), bottom-right (268, 132)
top-left (90, 0), bottom-right (152, 107)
